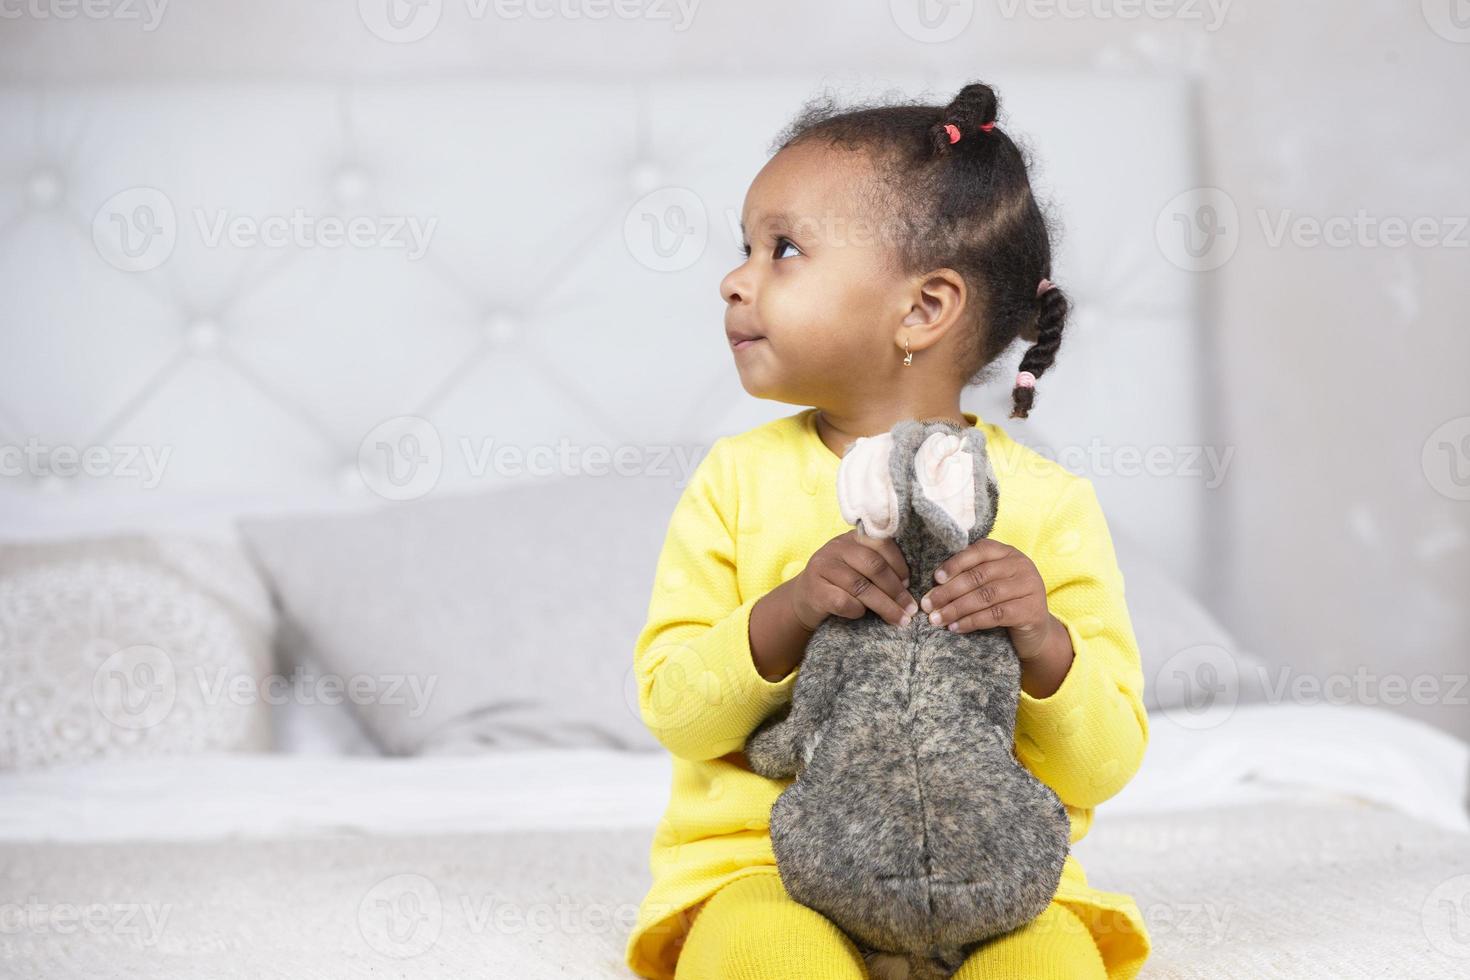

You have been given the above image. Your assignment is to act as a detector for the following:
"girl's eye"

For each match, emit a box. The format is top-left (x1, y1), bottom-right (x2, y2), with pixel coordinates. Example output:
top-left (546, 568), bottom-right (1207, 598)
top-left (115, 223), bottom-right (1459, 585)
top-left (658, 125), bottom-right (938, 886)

top-left (774, 237), bottom-right (801, 259)
top-left (738, 237), bottom-right (802, 260)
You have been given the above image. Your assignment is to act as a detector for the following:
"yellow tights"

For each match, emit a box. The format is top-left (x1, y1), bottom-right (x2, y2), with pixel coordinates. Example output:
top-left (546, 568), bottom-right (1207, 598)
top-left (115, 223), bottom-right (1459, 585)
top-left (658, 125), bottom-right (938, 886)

top-left (673, 872), bottom-right (1108, 980)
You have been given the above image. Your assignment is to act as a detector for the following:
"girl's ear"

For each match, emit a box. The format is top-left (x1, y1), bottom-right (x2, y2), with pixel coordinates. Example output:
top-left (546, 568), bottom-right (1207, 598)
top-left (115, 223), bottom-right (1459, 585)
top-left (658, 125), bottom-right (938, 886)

top-left (836, 431), bottom-right (901, 539)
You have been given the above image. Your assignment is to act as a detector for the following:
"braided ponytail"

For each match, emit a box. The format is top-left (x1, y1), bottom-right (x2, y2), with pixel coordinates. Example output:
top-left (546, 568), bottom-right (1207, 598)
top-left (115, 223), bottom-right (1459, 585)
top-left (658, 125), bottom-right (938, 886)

top-left (1010, 283), bottom-right (1068, 419)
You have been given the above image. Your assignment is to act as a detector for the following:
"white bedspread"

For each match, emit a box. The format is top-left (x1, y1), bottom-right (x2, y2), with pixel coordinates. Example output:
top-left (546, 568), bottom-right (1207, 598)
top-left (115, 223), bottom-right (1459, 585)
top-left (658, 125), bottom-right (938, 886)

top-left (0, 702), bottom-right (1468, 979)
top-left (0, 702), bottom-right (1465, 842)
top-left (1, 798), bottom-right (1467, 979)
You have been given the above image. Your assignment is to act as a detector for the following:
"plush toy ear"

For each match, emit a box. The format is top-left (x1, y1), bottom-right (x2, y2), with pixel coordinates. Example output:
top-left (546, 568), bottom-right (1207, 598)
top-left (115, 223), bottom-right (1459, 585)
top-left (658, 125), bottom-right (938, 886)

top-left (913, 430), bottom-right (977, 536)
top-left (836, 431), bottom-right (901, 539)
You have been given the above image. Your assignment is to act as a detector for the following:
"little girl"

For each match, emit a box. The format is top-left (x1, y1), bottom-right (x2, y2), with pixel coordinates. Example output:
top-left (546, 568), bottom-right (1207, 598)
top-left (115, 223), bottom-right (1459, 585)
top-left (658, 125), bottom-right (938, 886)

top-left (624, 81), bottom-right (1150, 980)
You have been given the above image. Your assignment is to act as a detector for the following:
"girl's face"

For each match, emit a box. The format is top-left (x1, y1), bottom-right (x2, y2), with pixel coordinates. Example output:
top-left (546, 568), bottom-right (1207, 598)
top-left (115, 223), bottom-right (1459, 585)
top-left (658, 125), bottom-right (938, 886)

top-left (719, 140), bottom-right (915, 410)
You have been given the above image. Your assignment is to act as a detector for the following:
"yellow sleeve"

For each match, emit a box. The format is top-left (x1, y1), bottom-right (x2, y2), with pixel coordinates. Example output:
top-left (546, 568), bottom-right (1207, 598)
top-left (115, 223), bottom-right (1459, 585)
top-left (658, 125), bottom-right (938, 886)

top-left (1015, 476), bottom-right (1149, 809)
top-left (633, 436), bottom-right (799, 762)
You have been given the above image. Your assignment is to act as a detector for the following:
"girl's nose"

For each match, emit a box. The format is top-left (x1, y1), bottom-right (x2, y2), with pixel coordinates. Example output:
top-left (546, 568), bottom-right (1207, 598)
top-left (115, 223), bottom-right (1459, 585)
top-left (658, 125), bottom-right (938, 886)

top-left (719, 267), bottom-right (749, 306)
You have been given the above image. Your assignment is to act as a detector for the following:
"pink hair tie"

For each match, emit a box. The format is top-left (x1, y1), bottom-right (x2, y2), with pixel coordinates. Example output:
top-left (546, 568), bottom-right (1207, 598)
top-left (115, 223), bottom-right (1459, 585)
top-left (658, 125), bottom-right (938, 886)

top-left (1036, 278), bottom-right (1054, 297)
top-left (979, 122), bottom-right (995, 133)
top-left (943, 123), bottom-right (961, 144)
top-left (1015, 371), bottom-right (1037, 389)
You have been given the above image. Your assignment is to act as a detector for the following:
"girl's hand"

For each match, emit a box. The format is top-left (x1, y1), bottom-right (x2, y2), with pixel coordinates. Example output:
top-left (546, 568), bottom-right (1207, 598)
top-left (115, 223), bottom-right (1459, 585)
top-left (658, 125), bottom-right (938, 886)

top-left (789, 529), bottom-right (918, 631)
top-left (919, 539), bottom-right (1060, 663)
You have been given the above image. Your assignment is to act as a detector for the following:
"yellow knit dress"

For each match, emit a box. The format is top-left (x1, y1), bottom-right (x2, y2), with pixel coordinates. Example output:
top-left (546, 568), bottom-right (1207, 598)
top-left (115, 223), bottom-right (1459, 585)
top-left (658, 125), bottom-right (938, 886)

top-left (624, 407), bottom-right (1151, 979)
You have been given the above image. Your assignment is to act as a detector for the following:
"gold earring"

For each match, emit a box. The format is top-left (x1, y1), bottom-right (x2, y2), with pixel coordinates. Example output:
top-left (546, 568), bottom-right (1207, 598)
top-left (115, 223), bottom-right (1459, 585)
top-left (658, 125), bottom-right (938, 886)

top-left (902, 335), bottom-right (913, 366)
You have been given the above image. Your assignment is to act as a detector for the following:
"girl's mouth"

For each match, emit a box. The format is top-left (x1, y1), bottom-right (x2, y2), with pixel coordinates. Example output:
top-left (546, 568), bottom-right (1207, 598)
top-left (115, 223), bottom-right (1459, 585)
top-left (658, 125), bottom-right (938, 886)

top-left (732, 337), bottom-right (764, 351)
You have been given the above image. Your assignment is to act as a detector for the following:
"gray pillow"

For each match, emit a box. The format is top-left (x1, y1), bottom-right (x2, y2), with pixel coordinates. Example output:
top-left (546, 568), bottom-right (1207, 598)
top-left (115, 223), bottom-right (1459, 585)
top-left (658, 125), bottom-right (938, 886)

top-left (237, 474), bottom-right (685, 755)
top-left (0, 534), bottom-right (275, 770)
top-left (235, 465), bottom-right (1258, 757)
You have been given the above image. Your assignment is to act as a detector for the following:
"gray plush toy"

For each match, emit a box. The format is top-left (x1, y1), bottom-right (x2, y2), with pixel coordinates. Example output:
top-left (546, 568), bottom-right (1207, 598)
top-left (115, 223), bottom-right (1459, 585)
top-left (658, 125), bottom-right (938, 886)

top-left (744, 418), bottom-right (1071, 980)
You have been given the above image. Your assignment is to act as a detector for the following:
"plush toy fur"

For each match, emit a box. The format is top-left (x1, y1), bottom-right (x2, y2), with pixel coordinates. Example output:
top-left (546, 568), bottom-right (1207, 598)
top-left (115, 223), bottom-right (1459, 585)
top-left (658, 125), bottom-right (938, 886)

top-left (744, 418), bottom-right (1071, 980)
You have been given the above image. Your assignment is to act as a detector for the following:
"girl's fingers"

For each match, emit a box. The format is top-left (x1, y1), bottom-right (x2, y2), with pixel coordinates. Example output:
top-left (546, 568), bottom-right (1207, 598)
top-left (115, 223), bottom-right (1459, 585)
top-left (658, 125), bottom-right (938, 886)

top-left (879, 537), bottom-right (912, 588)
top-left (824, 566), bottom-right (910, 626)
top-left (848, 534), bottom-right (916, 619)
top-left (852, 529), bottom-right (912, 589)
top-left (922, 551), bottom-right (1017, 613)
top-left (932, 538), bottom-right (1010, 586)
top-left (946, 600), bottom-right (1024, 635)
top-left (852, 560), bottom-right (915, 627)
top-left (929, 540), bottom-right (1011, 578)
top-left (815, 580), bottom-right (868, 621)
top-left (928, 573), bottom-right (1027, 629)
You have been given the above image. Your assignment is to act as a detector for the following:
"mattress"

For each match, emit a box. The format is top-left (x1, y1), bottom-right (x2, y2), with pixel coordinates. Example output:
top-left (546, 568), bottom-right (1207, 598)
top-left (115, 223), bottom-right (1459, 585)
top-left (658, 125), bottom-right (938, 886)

top-left (0, 703), bottom-right (1466, 979)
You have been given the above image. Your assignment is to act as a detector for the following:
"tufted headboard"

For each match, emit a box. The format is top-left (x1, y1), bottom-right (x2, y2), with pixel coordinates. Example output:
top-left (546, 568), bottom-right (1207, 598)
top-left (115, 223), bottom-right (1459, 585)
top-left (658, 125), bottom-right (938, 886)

top-left (0, 70), bottom-right (1210, 593)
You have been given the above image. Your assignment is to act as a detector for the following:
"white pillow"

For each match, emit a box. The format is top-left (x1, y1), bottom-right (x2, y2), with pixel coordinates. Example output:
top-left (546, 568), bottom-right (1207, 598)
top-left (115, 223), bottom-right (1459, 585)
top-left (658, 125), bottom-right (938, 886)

top-left (0, 534), bottom-right (276, 770)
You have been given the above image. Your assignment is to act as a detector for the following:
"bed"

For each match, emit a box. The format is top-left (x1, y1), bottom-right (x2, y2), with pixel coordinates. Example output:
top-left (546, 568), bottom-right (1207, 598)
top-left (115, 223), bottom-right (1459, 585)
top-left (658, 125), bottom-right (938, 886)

top-left (0, 701), bottom-right (1466, 978)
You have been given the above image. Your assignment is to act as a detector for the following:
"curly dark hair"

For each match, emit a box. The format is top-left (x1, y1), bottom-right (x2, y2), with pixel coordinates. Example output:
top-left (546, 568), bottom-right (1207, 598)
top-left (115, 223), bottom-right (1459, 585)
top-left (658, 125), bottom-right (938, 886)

top-left (770, 81), bottom-right (1068, 420)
